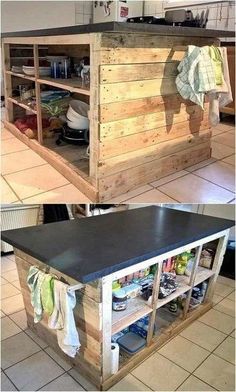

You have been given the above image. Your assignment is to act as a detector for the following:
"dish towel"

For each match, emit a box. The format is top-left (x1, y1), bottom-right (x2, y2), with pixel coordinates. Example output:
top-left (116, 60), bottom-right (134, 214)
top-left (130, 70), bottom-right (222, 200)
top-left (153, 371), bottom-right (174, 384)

top-left (176, 45), bottom-right (216, 109)
top-left (209, 46), bottom-right (224, 85)
top-left (41, 274), bottom-right (54, 316)
top-left (48, 279), bottom-right (80, 358)
top-left (27, 266), bottom-right (45, 323)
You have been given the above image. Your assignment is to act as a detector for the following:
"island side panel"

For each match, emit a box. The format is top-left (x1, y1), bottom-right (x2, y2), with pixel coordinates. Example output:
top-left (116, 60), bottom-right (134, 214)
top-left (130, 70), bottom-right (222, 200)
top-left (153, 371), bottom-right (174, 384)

top-left (97, 33), bottom-right (219, 201)
top-left (14, 248), bottom-right (103, 388)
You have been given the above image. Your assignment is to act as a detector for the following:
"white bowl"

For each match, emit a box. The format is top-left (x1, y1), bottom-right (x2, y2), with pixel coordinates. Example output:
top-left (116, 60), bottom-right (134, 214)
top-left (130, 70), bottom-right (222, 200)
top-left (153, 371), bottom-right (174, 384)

top-left (66, 100), bottom-right (89, 130)
top-left (22, 66), bottom-right (51, 77)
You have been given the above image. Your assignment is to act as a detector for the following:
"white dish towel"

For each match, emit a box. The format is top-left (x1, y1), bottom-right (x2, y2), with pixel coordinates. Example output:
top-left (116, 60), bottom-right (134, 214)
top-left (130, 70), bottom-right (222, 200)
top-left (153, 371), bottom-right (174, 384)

top-left (48, 279), bottom-right (80, 358)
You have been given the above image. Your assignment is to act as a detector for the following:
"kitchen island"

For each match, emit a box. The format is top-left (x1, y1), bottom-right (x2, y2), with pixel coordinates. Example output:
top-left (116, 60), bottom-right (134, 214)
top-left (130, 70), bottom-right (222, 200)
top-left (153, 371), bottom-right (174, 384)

top-left (2, 23), bottom-right (235, 201)
top-left (2, 206), bottom-right (234, 390)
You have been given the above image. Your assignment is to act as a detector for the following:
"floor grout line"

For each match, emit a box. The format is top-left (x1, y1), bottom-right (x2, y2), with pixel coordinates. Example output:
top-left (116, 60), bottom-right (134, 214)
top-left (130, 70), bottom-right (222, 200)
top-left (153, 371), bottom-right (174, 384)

top-left (1, 176), bottom-right (21, 203)
top-left (2, 162), bottom-right (48, 176)
top-left (2, 368), bottom-right (20, 391)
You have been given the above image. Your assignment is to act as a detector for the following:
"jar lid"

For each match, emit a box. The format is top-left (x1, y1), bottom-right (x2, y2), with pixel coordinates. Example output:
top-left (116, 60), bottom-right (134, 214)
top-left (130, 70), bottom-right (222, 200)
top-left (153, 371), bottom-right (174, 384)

top-left (113, 289), bottom-right (127, 299)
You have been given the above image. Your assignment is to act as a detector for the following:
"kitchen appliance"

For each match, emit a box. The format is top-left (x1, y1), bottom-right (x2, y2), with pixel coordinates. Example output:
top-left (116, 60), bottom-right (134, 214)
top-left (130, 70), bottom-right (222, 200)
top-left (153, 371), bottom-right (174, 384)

top-left (56, 125), bottom-right (89, 145)
top-left (93, 1), bottom-right (143, 23)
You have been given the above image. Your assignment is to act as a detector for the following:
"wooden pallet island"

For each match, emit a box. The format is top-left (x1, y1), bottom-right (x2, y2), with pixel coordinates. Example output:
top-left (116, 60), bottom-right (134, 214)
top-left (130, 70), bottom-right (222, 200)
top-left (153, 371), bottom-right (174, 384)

top-left (2, 206), bottom-right (234, 390)
top-left (2, 23), bottom-right (234, 201)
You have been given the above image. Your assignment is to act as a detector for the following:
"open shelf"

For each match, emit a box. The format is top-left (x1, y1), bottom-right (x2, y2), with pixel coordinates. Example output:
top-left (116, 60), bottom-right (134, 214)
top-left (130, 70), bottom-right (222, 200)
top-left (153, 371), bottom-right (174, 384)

top-left (8, 97), bottom-right (37, 115)
top-left (112, 296), bottom-right (152, 335)
top-left (156, 282), bottom-right (191, 309)
top-left (37, 77), bottom-right (90, 95)
top-left (194, 266), bottom-right (214, 286)
top-left (6, 70), bottom-right (35, 82)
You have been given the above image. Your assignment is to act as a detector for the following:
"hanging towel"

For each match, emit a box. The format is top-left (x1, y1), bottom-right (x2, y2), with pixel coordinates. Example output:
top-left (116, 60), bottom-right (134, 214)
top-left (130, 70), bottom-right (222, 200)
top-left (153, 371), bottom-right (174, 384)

top-left (48, 280), bottom-right (80, 358)
top-left (41, 274), bottom-right (54, 316)
top-left (209, 46), bottom-right (224, 86)
top-left (176, 45), bottom-right (216, 109)
top-left (27, 266), bottom-right (45, 323)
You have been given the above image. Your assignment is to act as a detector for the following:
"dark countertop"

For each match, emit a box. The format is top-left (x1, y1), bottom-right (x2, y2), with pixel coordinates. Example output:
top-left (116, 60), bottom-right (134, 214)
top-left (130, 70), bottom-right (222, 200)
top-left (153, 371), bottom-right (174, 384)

top-left (2, 21), bottom-right (235, 38)
top-left (2, 206), bottom-right (234, 283)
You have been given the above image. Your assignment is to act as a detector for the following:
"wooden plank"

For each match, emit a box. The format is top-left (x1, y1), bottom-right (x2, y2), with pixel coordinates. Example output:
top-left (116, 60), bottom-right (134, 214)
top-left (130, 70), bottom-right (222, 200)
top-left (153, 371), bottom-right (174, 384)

top-left (101, 276), bottom-right (113, 381)
top-left (98, 129), bottom-right (211, 178)
top-left (100, 104), bottom-right (208, 140)
top-left (3, 34), bottom-right (91, 45)
top-left (6, 70), bottom-right (35, 81)
top-left (7, 97), bottom-right (37, 114)
top-left (100, 94), bottom-right (201, 123)
top-left (100, 47), bottom-right (186, 65)
top-left (99, 118), bottom-right (210, 159)
top-left (2, 43), bottom-right (13, 122)
top-left (100, 62), bottom-right (179, 84)
top-left (99, 142), bottom-right (211, 201)
top-left (37, 77), bottom-right (90, 96)
top-left (100, 78), bottom-right (177, 104)
top-left (4, 121), bottom-right (98, 202)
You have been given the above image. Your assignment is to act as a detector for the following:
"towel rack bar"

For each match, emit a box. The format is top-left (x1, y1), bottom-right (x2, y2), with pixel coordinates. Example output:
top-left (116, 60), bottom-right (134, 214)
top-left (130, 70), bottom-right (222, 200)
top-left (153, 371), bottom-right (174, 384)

top-left (67, 283), bottom-right (85, 292)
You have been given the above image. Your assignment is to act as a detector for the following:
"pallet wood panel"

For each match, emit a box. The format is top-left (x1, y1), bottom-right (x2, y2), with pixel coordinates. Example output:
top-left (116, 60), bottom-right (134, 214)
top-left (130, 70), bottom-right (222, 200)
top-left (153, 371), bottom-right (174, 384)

top-left (98, 129), bottom-right (211, 177)
top-left (100, 118), bottom-right (209, 159)
top-left (100, 104), bottom-right (208, 140)
top-left (100, 62), bottom-right (179, 83)
top-left (99, 142), bottom-right (211, 201)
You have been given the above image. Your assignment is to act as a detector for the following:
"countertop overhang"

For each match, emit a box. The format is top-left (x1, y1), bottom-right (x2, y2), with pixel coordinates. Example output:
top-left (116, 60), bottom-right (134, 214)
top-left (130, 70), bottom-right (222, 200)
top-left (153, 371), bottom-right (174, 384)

top-left (2, 21), bottom-right (235, 38)
top-left (2, 206), bottom-right (234, 283)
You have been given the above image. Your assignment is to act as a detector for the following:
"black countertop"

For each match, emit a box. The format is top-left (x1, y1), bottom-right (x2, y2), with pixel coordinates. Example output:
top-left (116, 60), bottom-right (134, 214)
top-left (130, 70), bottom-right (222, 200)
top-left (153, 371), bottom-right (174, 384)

top-left (2, 206), bottom-right (234, 283)
top-left (2, 21), bottom-right (235, 38)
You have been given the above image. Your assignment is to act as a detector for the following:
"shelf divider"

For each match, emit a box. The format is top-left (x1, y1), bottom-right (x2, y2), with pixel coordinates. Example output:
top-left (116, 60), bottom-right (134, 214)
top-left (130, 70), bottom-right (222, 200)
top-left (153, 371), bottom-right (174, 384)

top-left (34, 44), bottom-right (43, 145)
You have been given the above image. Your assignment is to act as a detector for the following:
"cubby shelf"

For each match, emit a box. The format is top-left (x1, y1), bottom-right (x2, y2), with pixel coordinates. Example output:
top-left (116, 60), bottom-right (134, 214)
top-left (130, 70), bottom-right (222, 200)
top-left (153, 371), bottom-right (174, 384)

top-left (156, 283), bottom-right (191, 309)
top-left (6, 70), bottom-right (35, 81)
top-left (194, 266), bottom-right (214, 286)
top-left (8, 96), bottom-right (37, 114)
top-left (37, 76), bottom-right (90, 95)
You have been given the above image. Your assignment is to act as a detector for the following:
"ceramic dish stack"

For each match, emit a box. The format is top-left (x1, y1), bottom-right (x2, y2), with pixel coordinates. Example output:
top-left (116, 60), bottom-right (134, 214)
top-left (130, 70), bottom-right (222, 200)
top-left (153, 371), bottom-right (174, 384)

top-left (23, 65), bottom-right (51, 77)
top-left (66, 99), bottom-right (89, 130)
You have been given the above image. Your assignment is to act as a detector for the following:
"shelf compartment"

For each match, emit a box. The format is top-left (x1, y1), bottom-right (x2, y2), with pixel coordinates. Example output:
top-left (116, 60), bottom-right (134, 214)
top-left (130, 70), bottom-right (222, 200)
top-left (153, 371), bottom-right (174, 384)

top-left (8, 97), bottom-right (37, 115)
top-left (112, 296), bottom-right (152, 335)
top-left (37, 77), bottom-right (90, 95)
top-left (156, 276), bottom-right (191, 310)
top-left (6, 70), bottom-right (35, 82)
top-left (194, 266), bottom-right (214, 286)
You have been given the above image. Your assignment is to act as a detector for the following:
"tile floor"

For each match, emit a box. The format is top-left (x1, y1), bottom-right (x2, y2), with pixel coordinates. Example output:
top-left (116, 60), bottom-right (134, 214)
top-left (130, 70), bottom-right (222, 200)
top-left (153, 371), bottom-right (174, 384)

top-left (1, 254), bottom-right (235, 391)
top-left (1, 120), bottom-right (235, 204)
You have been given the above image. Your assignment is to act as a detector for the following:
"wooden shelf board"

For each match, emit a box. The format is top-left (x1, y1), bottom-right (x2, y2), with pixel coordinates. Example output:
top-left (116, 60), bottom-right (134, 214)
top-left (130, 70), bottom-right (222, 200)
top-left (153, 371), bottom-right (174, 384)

top-left (8, 97), bottom-right (37, 114)
top-left (112, 296), bottom-right (152, 335)
top-left (194, 266), bottom-right (214, 286)
top-left (156, 282), bottom-right (191, 309)
top-left (6, 70), bottom-right (35, 81)
top-left (37, 76), bottom-right (90, 96)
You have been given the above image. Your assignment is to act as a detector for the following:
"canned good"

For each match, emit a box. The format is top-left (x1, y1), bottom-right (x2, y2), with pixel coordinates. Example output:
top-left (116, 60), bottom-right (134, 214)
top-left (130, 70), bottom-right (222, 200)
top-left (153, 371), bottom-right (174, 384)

top-left (112, 289), bottom-right (127, 311)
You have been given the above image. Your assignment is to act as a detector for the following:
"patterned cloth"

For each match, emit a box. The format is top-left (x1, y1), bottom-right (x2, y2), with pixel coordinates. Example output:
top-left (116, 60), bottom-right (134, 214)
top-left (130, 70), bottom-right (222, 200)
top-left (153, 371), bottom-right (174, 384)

top-left (209, 46), bottom-right (224, 86)
top-left (176, 45), bottom-right (216, 109)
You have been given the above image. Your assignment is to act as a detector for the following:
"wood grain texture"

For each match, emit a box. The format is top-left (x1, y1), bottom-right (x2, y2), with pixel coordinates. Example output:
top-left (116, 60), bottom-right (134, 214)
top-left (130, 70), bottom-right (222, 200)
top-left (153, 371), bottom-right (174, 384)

top-left (99, 142), bottom-right (211, 201)
top-left (98, 129), bottom-right (211, 178)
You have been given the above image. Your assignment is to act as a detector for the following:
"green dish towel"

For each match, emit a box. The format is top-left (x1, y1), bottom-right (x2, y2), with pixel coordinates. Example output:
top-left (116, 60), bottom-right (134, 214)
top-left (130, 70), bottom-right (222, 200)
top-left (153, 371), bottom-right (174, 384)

top-left (41, 274), bottom-right (54, 316)
top-left (209, 46), bottom-right (223, 86)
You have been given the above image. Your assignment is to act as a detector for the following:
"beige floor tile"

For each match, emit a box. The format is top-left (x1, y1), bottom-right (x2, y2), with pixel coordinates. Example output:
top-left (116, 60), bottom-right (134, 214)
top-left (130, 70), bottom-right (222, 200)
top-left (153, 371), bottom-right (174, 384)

top-left (194, 161), bottom-right (235, 192)
top-left (180, 320), bottom-right (227, 351)
top-left (1, 372), bottom-right (17, 391)
top-left (110, 374), bottom-right (151, 391)
top-left (11, 280), bottom-right (21, 290)
top-left (1, 177), bottom-right (19, 203)
top-left (214, 298), bottom-right (235, 317)
top-left (185, 157), bottom-right (217, 172)
top-left (41, 373), bottom-right (85, 391)
top-left (125, 188), bottom-right (177, 203)
top-left (217, 275), bottom-right (235, 288)
top-left (2, 149), bottom-right (47, 175)
top-left (4, 164), bottom-right (68, 199)
top-left (230, 330), bottom-right (235, 338)
top-left (5, 351), bottom-right (64, 391)
top-left (222, 154), bottom-right (235, 166)
top-left (1, 293), bottom-right (24, 315)
top-left (22, 183), bottom-right (91, 203)
top-left (194, 354), bottom-right (235, 391)
top-left (211, 126), bottom-right (228, 136)
top-left (68, 368), bottom-right (98, 391)
top-left (214, 336), bottom-right (235, 364)
top-left (227, 291), bottom-right (235, 301)
top-left (0, 310), bottom-right (5, 317)
top-left (1, 257), bottom-right (16, 273)
top-left (6, 253), bottom-right (16, 262)
top-left (199, 309), bottom-right (235, 334)
top-left (131, 352), bottom-right (189, 391)
top-left (212, 132), bottom-right (235, 148)
top-left (214, 282), bottom-right (235, 297)
top-left (178, 375), bottom-right (216, 391)
top-left (1, 277), bottom-right (8, 285)
top-left (1, 283), bottom-right (20, 299)
top-left (25, 328), bottom-right (48, 349)
top-left (105, 184), bottom-right (153, 204)
top-left (211, 141), bottom-right (235, 160)
top-left (1, 138), bottom-right (28, 155)
top-left (215, 123), bottom-right (235, 132)
top-left (1, 127), bottom-right (15, 140)
top-left (1, 331), bottom-right (41, 369)
top-left (158, 173), bottom-right (234, 203)
top-left (1, 269), bottom-right (19, 282)
top-left (158, 335), bottom-right (209, 372)
top-left (150, 170), bottom-right (188, 187)
top-left (1, 316), bottom-right (21, 341)
top-left (45, 347), bottom-right (72, 371)
top-left (9, 309), bottom-right (27, 330)
top-left (212, 293), bottom-right (225, 305)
